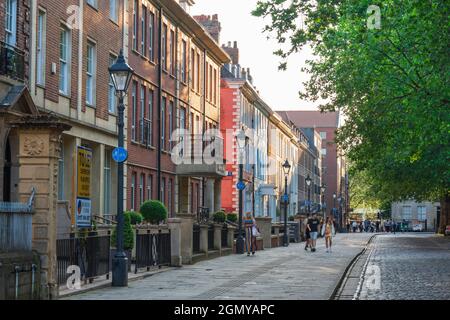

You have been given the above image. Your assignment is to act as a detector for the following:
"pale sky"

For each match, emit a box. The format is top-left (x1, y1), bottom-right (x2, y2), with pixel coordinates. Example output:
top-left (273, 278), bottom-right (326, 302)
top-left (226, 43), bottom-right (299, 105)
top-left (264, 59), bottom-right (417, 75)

top-left (191, 0), bottom-right (319, 111)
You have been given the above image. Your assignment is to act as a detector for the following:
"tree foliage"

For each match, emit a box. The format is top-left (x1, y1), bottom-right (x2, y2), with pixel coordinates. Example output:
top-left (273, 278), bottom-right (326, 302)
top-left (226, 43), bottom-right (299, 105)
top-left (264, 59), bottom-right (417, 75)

top-left (253, 0), bottom-right (450, 208)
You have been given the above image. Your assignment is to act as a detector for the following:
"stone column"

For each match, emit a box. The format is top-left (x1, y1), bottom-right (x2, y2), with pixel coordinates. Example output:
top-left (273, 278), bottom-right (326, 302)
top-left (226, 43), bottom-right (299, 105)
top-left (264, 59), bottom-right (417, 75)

top-left (214, 179), bottom-right (222, 212)
top-left (167, 218), bottom-right (182, 267)
top-left (272, 223), bottom-right (281, 247)
top-left (14, 117), bottom-right (70, 300)
top-left (227, 225), bottom-right (236, 248)
top-left (176, 213), bottom-right (195, 264)
top-left (213, 223), bottom-right (222, 251)
top-left (255, 216), bottom-right (272, 249)
top-left (205, 178), bottom-right (215, 216)
top-left (199, 224), bottom-right (209, 254)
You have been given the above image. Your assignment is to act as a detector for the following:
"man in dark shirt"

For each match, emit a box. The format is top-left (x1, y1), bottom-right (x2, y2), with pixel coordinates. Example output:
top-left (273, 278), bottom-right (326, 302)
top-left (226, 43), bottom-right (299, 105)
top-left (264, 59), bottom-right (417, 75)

top-left (307, 213), bottom-right (320, 252)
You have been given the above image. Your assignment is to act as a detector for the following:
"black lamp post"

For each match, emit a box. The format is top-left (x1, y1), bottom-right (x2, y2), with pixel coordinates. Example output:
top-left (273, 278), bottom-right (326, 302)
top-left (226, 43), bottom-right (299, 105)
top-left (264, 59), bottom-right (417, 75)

top-left (321, 184), bottom-right (326, 221)
top-left (235, 128), bottom-right (247, 254)
top-left (305, 175), bottom-right (312, 216)
top-left (109, 49), bottom-right (134, 287)
top-left (282, 159), bottom-right (291, 247)
top-left (338, 194), bottom-right (343, 231)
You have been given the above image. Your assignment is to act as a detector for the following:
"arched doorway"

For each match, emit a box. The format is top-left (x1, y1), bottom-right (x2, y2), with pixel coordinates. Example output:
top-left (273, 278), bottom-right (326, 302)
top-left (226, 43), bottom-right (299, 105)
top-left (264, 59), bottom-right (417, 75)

top-left (1, 132), bottom-right (20, 203)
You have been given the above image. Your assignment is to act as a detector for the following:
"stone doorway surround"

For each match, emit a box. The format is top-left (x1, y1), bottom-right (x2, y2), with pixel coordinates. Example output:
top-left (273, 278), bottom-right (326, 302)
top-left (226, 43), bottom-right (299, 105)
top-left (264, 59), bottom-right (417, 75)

top-left (1, 84), bottom-right (71, 299)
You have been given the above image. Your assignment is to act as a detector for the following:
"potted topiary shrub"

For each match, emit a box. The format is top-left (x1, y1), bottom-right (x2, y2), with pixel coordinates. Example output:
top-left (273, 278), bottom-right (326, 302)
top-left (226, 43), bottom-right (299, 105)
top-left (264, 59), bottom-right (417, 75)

top-left (213, 211), bottom-right (226, 224)
top-left (140, 200), bottom-right (168, 225)
top-left (128, 211), bottom-right (143, 225)
top-left (226, 213), bottom-right (238, 223)
top-left (111, 211), bottom-right (134, 271)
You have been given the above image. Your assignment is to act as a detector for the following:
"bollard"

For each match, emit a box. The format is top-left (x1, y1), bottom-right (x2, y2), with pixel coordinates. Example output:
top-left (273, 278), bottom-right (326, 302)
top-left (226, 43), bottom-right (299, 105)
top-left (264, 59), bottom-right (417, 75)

top-left (15, 265), bottom-right (20, 300)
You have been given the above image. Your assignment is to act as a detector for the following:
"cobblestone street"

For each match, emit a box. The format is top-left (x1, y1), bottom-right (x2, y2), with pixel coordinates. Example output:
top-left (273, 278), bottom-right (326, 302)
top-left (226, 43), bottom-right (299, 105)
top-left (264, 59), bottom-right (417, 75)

top-left (64, 233), bottom-right (373, 300)
top-left (358, 233), bottom-right (450, 300)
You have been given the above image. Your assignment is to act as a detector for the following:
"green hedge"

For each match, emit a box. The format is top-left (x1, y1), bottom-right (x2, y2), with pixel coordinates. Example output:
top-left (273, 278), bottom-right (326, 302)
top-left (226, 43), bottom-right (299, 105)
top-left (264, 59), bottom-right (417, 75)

top-left (226, 213), bottom-right (238, 223)
top-left (213, 211), bottom-right (226, 223)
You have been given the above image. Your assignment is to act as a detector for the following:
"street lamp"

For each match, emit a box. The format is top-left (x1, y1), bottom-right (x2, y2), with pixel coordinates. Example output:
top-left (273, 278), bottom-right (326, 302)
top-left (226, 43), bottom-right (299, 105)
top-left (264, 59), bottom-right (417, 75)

top-left (109, 49), bottom-right (134, 287)
top-left (320, 184), bottom-right (326, 221)
top-left (333, 192), bottom-right (337, 217)
top-left (305, 175), bottom-right (312, 216)
top-left (282, 159), bottom-right (291, 247)
top-left (235, 128), bottom-right (248, 254)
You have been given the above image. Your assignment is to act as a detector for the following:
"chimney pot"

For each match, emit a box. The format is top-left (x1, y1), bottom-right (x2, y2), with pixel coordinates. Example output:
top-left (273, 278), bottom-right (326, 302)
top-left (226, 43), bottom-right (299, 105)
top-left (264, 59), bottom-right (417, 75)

top-left (234, 41), bottom-right (238, 48)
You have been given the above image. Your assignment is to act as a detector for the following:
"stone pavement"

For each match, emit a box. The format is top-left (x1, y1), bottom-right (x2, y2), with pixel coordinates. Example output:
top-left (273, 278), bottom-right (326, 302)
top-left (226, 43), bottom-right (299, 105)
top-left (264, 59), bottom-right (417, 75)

top-left (63, 233), bottom-right (373, 300)
top-left (358, 233), bottom-right (450, 300)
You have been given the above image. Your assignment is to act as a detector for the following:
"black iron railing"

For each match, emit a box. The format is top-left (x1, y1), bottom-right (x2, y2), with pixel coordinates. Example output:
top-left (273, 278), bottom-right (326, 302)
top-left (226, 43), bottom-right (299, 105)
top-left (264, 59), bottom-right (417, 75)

top-left (134, 229), bottom-right (171, 273)
top-left (56, 234), bottom-right (111, 285)
top-left (221, 225), bottom-right (228, 247)
top-left (0, 41), bottom-right (25, 82)
top-left (193, 224), bottom-right (200, 254)
top-left (208, 225), bottom-right (214, 250)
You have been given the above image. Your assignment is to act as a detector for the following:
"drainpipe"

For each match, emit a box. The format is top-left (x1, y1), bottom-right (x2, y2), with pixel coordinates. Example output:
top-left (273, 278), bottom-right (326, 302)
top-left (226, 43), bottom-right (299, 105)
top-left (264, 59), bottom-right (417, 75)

top-left (202, 49), bottom-right (207, 207)
top-left (157, 7), bottom-right (163, 201)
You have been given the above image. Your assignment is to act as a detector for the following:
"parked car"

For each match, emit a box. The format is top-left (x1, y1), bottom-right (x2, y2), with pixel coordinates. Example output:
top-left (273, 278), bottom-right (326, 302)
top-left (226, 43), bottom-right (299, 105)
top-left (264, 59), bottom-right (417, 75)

top-left (412, 224), bottom-right (423, 232)
top-left (445, 225), bottom-right (450, 236)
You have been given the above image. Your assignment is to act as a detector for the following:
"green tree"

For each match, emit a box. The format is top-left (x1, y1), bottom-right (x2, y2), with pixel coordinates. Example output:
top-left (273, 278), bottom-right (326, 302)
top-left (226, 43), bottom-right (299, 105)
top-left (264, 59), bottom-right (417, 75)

top-left (253, 0), bottom-right (450, 232)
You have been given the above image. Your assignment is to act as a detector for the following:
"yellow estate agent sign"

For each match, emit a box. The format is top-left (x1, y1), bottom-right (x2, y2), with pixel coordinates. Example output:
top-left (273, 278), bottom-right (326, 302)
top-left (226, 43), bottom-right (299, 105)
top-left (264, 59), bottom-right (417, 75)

top-left (76, 146), bottom-right (92, 227)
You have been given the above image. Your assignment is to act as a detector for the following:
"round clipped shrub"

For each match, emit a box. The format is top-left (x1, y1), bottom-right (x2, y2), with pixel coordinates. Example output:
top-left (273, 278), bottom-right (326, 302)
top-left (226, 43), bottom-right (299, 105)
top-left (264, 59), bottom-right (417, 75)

top-left (226, 213), bottom-right (238, 223)
top-left (128, 211), bottom-right (143, 225)
top-left (213, 211), bottom-right (226, 223)
top-left (140, 200), bottom-right (168, 224)
top-left (112, 211), bottom-right (134, 250)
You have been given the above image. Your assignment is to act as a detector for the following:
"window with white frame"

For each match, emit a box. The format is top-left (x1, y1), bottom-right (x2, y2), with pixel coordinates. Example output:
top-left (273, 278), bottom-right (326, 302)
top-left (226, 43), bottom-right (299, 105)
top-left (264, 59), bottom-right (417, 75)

top-left (161, 97), bottom-right (166, 150)
top-left (140, 85), bottom-right (145, 143)
top-left (36, 10), bottom-right (46, 86)
top-left (132, 0), bottom-right (138, 50)
top-left (169, 30), bottom-right (175, 75)
top-left (147, 175), bottom-right (152, 200)
top-left (139, 174), bottom-right (144, 205)
top-left (141, 4), bottom-right (146, 55)
top-left (148, 89), bottom-right (154, 146)
top-left (148, 11), bottom-right (154, 61)
top-left (86, 41), bottom-right (96, 106)
top-left (131, 82), bottom-right (137, 141)
top-left (131, 172), bottom-right (136, 210)
top-left (108, 54), bottom-right (117, 113)
top-left (162, 24), bottom-right (167, 70)
top-left (104, 149), bottom-right (111, 215)
top-left (321, 148), bottom-right (327, 156)
top-left (181, 40), bottom-right (187, 83)
top-left (320, 131), bottom-right (327, 140)
top-left (168, 179), bottom-right (172, 217)
top-left (169, 100), bottom-right (173, 150)
top-left (417, 206), bottom-right (427, 221)
top-left (402, 206), bottom-right (412, 220)
top-left (5, 0), bottom-right (17, 46)
top-left (109, 0), bottom-right (118, 23)
top-left (59, 25), bottom-right (71, 95)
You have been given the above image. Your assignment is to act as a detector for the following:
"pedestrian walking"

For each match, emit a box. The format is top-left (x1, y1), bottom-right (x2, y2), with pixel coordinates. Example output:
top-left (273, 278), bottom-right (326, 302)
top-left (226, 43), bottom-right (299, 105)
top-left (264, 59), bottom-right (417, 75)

top-left (392, 220), bottom-right (396, 234)
top-left (304, 213), bottom-right (311, 251)
top-left (346, 220), bottom-right (351, 233)
top-left (244, 212), bottom-right (255, 256)
top-left (352, 221), bottom-right (357, 233)
top-left (307, 213), bottom-right (320, 252)
top-left (376, 220), bottom-right (380, 232)
top-left (251, 218), bottom-right (260, 255)
top-left (321, 216), bottom-right (336, 253)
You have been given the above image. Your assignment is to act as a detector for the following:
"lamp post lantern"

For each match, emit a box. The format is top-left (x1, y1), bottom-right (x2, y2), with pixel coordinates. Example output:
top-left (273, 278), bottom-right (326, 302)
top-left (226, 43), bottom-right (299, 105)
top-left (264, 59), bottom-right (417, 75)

top-left (332, 192), bottom-right (337, 224)
top-left (109, 49), bottom-right (134, 287)
top-left (305, 175), bottom-right (312, 216)
top-left (282, 159), bottom-right (291, 247)
top-left (235, 128), bottom-right (248, 254)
